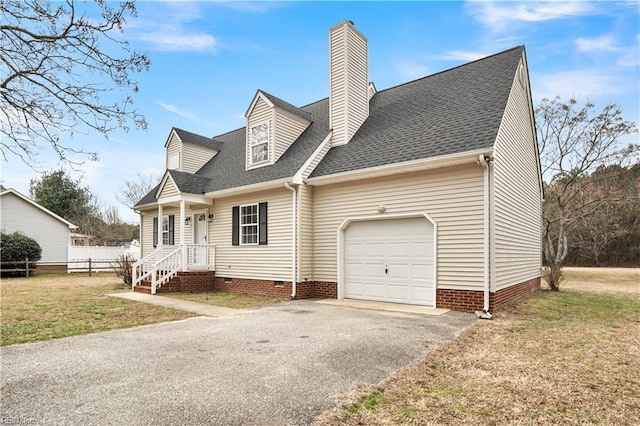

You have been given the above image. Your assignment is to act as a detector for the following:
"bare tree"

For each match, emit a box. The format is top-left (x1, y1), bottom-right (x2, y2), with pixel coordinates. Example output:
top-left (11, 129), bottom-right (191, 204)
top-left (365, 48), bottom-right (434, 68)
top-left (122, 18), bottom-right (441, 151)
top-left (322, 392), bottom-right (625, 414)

top-left (1, 0), bottom-right (150, 165)
top-left (536, 97), bottom-right (638, 290)
top-left (116, 171), bottom-right (162, 208)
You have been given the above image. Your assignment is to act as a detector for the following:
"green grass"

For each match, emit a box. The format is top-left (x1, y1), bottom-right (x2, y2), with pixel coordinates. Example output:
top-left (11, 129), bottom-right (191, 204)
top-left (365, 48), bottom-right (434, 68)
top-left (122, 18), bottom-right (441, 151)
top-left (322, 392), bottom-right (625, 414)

top-left (320, 270), bottom-right (640, 426)
top-left (164, 290), bottom-right (283, 309)
top-left (0, 274), bottom-right (196, 346)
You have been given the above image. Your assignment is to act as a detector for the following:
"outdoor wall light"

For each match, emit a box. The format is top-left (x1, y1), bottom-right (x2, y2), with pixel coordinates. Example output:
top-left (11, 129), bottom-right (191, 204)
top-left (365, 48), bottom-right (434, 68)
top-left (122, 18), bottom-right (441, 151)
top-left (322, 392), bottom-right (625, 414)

top-left (208, 213), bottom-right (215, 221)
top-left (184, 216), bottom-right (192, 225)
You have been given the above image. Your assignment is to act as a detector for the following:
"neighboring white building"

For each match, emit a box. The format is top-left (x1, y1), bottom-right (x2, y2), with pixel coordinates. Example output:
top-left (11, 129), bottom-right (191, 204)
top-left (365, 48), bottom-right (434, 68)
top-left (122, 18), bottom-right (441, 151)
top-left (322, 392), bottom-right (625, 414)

top-left (1, 187), bottom-right (77, 270)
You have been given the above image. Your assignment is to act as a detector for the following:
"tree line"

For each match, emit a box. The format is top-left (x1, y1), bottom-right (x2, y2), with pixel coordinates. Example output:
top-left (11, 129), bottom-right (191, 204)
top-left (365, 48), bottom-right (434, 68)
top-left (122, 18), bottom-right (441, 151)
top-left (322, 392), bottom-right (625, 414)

top-left (29, 170), bottom-right (138, 246)
top-left (554, 163), bottom-right (639, 267)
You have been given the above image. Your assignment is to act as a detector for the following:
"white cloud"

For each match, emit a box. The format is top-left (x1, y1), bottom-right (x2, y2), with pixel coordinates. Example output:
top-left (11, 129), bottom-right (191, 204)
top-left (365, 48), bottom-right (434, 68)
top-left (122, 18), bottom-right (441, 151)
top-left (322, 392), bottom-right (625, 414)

top-left (159, 103), bottom-right (198, 121)
top-left (467, 0), bottom-right (595, 32)
top-left (438, 50), bottom-right (490, 62)
top-left (534, 70), bottom-right (623, 101)
top-left (139, 32), bottom-right (217, 53)
top-left (575, 35), bottom-right (620, 52)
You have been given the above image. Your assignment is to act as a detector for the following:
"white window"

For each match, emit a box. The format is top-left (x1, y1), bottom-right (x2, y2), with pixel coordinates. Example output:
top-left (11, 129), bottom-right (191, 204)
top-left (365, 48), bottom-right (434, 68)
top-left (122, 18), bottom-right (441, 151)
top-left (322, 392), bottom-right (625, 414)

top-left (250, 122), bottom-right (269, 164)
top-left (162, 216), bottom-right (171, 245)
top-left (168, 152), bottom-right (179, 170)
top-left (241, 204), bottom-right (258, 245)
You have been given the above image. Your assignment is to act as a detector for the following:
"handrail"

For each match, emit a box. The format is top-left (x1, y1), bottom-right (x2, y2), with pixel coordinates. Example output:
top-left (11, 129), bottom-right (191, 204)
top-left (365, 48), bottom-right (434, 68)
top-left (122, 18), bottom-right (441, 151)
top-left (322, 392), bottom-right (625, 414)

top-left (150, 247), bottom-right (182, 294)
top-left (132, 244), bottom-right (216, 293)
top-left (132, 248), bottom-right (162, 290)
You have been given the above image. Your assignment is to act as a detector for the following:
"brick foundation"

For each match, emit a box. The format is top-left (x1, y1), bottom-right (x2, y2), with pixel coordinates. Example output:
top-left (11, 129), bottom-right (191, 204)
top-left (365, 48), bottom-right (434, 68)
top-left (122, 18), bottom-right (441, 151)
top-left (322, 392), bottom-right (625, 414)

top-left (178, 271), bottom-right (217, 292)
top-left (212, 277), bottom-right (338, 300)
top-left (149, 272), bottom-right (539, 313)
top-left (437, 276), bottom-right (541, 312)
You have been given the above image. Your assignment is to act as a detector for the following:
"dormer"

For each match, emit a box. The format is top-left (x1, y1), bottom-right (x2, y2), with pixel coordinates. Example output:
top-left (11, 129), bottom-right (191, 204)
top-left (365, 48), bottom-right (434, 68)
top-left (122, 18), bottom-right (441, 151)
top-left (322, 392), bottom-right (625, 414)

top-left (244, 90), bottom-right (311, 170)
top-left (165, 128), bottom-right (223, 173)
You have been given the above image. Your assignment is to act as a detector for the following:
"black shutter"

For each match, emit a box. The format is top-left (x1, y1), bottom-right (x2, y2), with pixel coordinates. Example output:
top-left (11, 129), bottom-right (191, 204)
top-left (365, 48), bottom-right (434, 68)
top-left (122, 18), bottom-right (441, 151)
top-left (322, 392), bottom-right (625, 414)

top-left (153, 217), bottom-right (158, 248)
top-left (232, 206), bottom-right (239, 246)
top-left (168, 215), bottom-right (175, 245)
top-left (259, 202), bottom-right (268, 245)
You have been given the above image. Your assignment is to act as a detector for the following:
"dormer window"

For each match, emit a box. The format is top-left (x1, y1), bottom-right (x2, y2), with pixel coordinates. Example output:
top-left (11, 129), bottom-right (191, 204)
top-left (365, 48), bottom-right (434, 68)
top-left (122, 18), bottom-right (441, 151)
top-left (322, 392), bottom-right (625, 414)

top-left (250, 122), bottom-right (269, 164)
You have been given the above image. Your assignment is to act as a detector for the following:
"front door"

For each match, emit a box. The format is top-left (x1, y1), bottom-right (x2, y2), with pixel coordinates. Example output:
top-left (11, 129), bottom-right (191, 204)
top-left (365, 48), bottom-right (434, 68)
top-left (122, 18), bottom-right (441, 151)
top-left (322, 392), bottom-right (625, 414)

top-left (193, 213), bottom-right (208, 267)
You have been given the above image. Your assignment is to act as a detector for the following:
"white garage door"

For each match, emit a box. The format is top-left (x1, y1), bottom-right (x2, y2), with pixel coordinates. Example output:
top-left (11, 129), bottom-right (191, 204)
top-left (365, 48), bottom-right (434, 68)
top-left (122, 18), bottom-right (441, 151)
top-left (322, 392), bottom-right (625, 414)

top-left (344, 217), bottom-right (434, 306)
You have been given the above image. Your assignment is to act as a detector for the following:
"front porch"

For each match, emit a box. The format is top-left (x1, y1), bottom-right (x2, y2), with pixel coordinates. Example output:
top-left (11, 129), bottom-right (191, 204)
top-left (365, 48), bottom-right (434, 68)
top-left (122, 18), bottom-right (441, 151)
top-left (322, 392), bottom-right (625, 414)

top-left (132, 244), bottom-right (215, 294)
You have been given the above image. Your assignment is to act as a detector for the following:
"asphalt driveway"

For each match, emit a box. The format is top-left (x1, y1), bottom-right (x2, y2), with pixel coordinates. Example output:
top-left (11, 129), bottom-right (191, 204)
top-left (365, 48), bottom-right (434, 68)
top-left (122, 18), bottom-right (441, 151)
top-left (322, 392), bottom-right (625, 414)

top-left (1, 300), bottom-right (476, 425)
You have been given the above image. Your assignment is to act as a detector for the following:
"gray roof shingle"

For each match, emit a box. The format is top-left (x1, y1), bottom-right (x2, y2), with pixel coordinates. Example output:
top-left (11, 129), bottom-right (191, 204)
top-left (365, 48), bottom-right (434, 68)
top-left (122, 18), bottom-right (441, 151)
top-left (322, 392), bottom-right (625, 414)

top-left (134, 46), bottom-right (523, 207)
top-left (259, 90), bottom-right (313, 122)
top-left (172, 127), bottom-right (224, 151)
top-left (311, 46), bottom-right (524, 177)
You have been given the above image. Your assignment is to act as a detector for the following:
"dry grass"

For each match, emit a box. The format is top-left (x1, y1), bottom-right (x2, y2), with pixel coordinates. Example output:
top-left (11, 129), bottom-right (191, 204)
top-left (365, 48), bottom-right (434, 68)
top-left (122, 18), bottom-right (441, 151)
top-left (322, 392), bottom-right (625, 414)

top-left (560, 267), bottom-right (639, 294)
top-left (165, 291), bottom-right (283, 309)
top-left (0, 273), bottom-right (196, 346)
top-left (317, 268), bottom-right (640, 425)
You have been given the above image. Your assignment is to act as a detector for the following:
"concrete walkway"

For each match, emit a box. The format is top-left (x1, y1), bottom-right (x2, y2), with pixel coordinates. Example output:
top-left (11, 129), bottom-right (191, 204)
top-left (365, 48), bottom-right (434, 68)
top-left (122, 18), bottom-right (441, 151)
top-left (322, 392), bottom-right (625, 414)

top-left (108, 292), bottom-right (246, 318)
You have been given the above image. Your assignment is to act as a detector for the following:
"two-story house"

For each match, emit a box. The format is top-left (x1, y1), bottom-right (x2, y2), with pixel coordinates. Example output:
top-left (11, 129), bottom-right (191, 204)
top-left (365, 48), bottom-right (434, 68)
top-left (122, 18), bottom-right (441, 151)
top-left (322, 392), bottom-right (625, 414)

top-left (133, 21), bottom-right (542, 313)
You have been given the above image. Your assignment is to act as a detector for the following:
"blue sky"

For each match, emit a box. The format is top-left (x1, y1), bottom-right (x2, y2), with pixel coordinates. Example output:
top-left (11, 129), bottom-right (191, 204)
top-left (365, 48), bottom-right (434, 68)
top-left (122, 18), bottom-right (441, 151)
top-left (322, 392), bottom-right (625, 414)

top-left (2, 0), bottom-right (638, 224)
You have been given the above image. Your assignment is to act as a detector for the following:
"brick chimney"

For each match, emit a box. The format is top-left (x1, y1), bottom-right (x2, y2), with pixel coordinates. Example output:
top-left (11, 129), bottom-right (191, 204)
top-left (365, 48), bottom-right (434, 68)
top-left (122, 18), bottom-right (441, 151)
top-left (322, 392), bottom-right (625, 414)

top-left (329, 21), bottom-right (369, 147)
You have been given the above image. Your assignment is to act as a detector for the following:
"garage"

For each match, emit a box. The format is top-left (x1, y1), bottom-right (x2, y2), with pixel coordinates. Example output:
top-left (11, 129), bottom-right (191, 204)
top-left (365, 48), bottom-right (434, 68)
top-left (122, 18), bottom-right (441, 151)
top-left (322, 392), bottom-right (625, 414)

top-left (343, 216), bottom-right (435, 306)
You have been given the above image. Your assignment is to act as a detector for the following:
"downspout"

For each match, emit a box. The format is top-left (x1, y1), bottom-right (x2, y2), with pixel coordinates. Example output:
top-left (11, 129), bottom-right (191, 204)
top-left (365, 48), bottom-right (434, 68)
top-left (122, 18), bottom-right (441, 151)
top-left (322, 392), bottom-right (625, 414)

top-left (478, 155), bottom-right (492, 319)
top-left (284, 182), bottom-right (297, 299)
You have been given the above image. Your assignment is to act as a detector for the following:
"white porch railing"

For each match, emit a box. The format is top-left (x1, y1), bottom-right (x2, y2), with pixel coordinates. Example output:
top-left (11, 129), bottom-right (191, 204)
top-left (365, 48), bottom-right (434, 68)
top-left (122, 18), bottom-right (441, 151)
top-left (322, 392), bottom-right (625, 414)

top-left (185, 244), bottom-right (216, 270)
top-left (132, 244), bottom-right (215, 294)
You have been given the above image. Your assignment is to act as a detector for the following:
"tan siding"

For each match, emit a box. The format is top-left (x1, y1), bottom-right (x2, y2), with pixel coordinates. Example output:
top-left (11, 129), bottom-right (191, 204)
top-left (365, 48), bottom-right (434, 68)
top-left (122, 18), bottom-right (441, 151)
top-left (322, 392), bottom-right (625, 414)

top-left (329, 22), bottom-right (368, 147)
top-left (141, 211), bottom-right (155, 257)
top-left (273, 109), bottom-right (310, 162)
top-left (157, 177), bottom-right (179, 199)
top-left (298, 184), bottom-right (313, 281)
top-left (493, 59), bottom-right (542, 291)
top-left (246, 97), bottom-right (274, 169)
top-left (312, 165), bottom-right (485, 291)
top-left (166, 132), bottom-right (182, 171)
top-left (210, 188), bottom-right (293, 281)
top-left (182, 143), bottom-right (217, 174)
top-left (140, 207), bottom-right (182, 255)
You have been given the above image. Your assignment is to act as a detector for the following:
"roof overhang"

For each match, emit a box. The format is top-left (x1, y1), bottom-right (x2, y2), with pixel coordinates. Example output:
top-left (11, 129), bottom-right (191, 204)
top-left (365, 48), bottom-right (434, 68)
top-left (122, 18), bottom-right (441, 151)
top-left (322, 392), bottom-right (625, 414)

top-left (204, 177), bottom-right (291, 199)
top-left (305, 148), bottom-right (494, 187)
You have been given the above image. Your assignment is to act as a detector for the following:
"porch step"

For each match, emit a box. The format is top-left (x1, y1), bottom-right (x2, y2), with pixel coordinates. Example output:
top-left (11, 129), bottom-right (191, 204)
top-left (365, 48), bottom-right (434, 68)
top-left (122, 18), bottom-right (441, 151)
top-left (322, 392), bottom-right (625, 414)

top-left (133, 284), bottom-right (152, 294)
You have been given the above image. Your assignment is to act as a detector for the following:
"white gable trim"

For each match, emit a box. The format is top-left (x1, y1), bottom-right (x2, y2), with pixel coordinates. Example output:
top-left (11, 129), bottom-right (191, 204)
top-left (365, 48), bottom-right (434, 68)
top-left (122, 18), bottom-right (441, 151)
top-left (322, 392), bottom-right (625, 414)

top-left (154, 172), bottom-right (178, 200)
top-left (245, 90), bottom-right (275, 118)
top-left (156, 193), bottom-right (209, 206)
top-left (164, 128), bottom-right (182, 148)
top-left (293, 131), bottom-right (333, 184)
top-left (0, 188), bottom-right (77, 229)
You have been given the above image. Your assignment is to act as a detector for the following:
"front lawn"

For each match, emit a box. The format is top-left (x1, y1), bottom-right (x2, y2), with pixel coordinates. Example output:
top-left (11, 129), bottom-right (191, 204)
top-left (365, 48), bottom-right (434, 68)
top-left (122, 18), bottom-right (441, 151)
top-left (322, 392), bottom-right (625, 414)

top-left (318, 269), bottom-right (640, 425)
top-left (164, 290), bottom-right (283, 309)
top-left (0, 274), bottom-right (196, 346)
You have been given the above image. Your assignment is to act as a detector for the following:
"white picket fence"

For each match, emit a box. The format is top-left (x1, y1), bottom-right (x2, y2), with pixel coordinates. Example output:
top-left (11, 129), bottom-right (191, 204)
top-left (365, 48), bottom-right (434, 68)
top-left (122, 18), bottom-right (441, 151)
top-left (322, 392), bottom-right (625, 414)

top-left (67, 244), bottom-right (140, 273)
